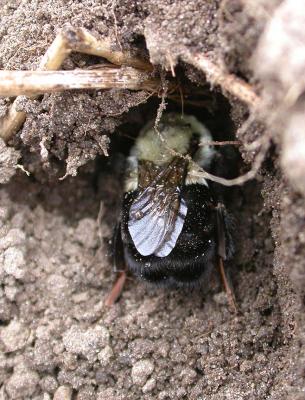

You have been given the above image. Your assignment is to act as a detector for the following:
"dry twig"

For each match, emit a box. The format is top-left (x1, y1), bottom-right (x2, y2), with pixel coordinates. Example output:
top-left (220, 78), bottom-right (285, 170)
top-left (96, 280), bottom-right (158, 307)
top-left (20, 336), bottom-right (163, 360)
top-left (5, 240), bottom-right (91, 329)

top-left (0, 69), bottom-right (160, 97)
top-left (184, 51), bottom-right (260, 108)
top-left (191, 134), bottom-right (270, 187)
top-left (154, 112), bottom-right (270, 187)
top-left (0, 26), bottom-right (153, 142)
top-left (0, 27), bottom-right (267, 188)
top-left (199, 140), bottom-right (242, 147)
top-left (154, 72), bottom-right (169, 142)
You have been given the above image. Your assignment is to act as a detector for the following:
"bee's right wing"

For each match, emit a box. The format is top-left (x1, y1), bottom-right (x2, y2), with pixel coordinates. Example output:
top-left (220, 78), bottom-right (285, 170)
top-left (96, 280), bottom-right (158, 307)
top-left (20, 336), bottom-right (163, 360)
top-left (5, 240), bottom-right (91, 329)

top-left (128, 157), bottom-right (188, 258)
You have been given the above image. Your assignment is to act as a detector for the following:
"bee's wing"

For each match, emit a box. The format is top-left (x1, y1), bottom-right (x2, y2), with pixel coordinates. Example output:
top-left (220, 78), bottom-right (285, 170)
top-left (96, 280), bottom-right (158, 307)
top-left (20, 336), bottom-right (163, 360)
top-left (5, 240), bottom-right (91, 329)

top-left (128, 158), bottom-right (188, 258)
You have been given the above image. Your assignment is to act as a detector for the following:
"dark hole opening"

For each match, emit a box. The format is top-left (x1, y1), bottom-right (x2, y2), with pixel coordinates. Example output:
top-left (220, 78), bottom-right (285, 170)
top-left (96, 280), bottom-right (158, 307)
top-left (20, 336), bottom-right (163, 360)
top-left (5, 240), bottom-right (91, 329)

top-left (96, 72), bottom-right (244, 223)
top-left (92, 68), bottom-right (270, 301)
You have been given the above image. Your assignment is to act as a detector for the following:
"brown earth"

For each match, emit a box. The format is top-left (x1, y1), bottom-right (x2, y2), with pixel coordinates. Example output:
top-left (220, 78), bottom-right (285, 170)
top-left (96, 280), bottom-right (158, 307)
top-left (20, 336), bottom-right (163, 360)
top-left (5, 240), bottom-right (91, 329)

top-left (1, 1), bottom-right (305, 399)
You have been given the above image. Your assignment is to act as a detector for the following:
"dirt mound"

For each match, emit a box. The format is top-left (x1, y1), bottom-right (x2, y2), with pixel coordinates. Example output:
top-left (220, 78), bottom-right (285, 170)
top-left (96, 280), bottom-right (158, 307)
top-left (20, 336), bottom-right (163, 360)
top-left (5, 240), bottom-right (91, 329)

top-left (0, 1), bottom-right (304, 399)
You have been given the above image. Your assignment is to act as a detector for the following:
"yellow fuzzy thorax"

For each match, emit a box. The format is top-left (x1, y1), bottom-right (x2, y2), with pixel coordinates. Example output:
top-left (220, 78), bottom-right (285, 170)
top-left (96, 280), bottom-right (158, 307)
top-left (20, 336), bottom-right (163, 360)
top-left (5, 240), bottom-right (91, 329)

top-left (134, 114), bottom-right (196, 165)
top-left (125, 113), bottom-right (214, 192)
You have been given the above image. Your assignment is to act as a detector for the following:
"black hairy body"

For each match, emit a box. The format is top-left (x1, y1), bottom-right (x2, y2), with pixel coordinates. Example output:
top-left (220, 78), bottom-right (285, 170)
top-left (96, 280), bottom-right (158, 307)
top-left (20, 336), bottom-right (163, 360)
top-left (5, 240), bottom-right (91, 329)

top-left (106, 113), bottom-right (237, 302)
top-left (121, 183), bottom-right (234, 287)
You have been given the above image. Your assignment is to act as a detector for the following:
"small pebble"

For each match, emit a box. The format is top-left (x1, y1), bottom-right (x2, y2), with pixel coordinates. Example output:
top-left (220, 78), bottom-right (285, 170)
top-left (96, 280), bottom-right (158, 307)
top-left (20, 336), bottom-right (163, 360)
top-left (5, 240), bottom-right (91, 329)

top-left (213, 291), bottom-right (228, 306)
top-left (74, 218), bottom-right (97, 249)
top-left (142, 377), bottom-right (156, 393)
top-left (0, 320), bottom-right (30, 352)
top-left (40, 375), bottom-right (58, 393)
top-left (98, 345), bottom-right (113, 367)
top-left (63, 325), bottom-right (110, 362)
top-left (6, 365), bottom-right (39, 398)
top-left (0, 228), bottom-right (26, 250)
top-left (3, 247), bottom-right (26, 279)
top-left (131, 359), bottom-right (154, 386)
top-left (180, 367), bottom-right (197, 385)
top-left (53, 385), bottom-right (72, 400)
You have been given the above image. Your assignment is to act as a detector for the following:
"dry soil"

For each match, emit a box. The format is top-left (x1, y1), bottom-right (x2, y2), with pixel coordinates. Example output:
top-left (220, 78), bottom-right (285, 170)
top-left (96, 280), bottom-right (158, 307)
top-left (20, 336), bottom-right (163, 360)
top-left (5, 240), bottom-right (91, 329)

top-left (0, 1), bottom-right (305, 399)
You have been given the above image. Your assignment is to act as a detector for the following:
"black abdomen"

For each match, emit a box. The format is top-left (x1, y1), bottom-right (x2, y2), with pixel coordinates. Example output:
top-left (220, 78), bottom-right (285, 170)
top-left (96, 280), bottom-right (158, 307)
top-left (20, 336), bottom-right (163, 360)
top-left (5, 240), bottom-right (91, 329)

top-left (121, 184), bottom-right (219, 287)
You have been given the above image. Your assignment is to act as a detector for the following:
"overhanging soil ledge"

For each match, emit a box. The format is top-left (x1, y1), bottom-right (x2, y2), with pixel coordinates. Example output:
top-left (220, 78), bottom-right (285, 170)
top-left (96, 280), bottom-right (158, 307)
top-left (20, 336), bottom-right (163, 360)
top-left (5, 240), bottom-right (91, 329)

top-left (0, 1), bottom-right (304, 399)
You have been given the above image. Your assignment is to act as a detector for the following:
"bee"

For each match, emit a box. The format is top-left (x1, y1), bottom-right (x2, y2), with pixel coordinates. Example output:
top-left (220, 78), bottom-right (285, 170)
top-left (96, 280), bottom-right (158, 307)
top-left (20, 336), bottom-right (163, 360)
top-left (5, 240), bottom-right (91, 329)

top-left (106, 113), bottom-right (236, 310)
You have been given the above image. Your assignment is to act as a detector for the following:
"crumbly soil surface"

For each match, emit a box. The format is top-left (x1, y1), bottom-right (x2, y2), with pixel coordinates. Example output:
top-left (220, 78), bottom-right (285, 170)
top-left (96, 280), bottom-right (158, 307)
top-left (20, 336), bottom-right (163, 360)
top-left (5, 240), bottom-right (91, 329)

top-left (0, 1), bottom-right (305, 399)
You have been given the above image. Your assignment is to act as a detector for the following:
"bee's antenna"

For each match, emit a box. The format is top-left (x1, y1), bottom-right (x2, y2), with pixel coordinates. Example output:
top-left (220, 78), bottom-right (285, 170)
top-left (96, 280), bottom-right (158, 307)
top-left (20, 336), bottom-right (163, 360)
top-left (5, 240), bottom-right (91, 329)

top-left (178, 84), bottom-right (185, 118)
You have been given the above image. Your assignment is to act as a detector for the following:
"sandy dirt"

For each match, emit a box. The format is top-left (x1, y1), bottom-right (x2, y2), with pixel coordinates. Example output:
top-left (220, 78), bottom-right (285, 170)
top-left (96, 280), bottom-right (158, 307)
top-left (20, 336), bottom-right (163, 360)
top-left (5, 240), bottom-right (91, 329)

top-left (0, 1), bottom-right (305, 399)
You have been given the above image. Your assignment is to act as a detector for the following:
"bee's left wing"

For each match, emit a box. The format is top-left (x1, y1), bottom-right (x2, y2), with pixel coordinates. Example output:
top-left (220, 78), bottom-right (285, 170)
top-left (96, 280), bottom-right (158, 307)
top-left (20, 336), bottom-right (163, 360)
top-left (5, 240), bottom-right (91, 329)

top-left (128, 157), bottom-right (188, 258)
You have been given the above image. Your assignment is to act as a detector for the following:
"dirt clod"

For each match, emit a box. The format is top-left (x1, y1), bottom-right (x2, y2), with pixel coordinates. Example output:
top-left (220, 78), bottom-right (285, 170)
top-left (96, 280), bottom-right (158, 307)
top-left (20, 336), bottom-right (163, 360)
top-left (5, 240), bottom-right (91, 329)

top-left (0, 0), bottom-right (305, 399)
top-left (0, 138), bottom-right (20, 183)
top-left (53, 385), bottom-right (73, 400)
top-left (5, 363), bottom-right (39, 399)
top-left (63, 325), bottom-right (110, 362)
top-left (0, 320), bottom-right (30, 353)
top-left (131, 359), bottom-right (155, 386)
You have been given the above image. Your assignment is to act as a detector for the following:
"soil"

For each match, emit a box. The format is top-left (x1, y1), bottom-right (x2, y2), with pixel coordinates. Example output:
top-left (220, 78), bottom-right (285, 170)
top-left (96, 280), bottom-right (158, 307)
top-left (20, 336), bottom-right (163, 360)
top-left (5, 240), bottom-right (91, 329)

top-left (1, 1), bottom-right (305, 399)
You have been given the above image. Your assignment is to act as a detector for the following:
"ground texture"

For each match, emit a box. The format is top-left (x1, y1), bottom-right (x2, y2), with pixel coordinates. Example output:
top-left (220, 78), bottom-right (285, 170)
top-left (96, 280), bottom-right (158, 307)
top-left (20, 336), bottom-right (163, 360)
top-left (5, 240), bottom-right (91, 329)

top-left (0, 1), bottom-right (305, 399)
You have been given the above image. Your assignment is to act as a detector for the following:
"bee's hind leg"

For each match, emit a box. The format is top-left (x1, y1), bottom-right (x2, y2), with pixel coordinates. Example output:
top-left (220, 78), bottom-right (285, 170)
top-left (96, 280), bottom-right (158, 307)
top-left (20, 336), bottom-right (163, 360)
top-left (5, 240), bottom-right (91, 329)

top-left (216, 203), bottom-right (238, 314)
top-left (104, 271), bottom-right (127, 307)
top-left (104, 222), bottom-right (127, 307)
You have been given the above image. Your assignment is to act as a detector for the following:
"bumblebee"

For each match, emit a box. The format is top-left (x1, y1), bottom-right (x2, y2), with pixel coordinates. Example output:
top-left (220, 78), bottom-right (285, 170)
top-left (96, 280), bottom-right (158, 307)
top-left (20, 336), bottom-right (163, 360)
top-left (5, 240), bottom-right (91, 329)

top-left (106, 113), bottom-right (236, 309)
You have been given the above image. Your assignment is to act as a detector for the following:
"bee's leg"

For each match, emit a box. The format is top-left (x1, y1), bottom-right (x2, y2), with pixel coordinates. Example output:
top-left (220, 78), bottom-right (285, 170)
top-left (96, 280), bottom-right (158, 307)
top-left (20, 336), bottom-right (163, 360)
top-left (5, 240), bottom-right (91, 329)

top-left (0, 27), bottom-right (152, 142)
top-left (104, 271), bottom-right (127, 307)
top-left (217, 256), bottom-right (237, 314)
top-left (216, 203), bottom-right (238, 313)
top-left (104, 222), bottom-right (127, 307)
